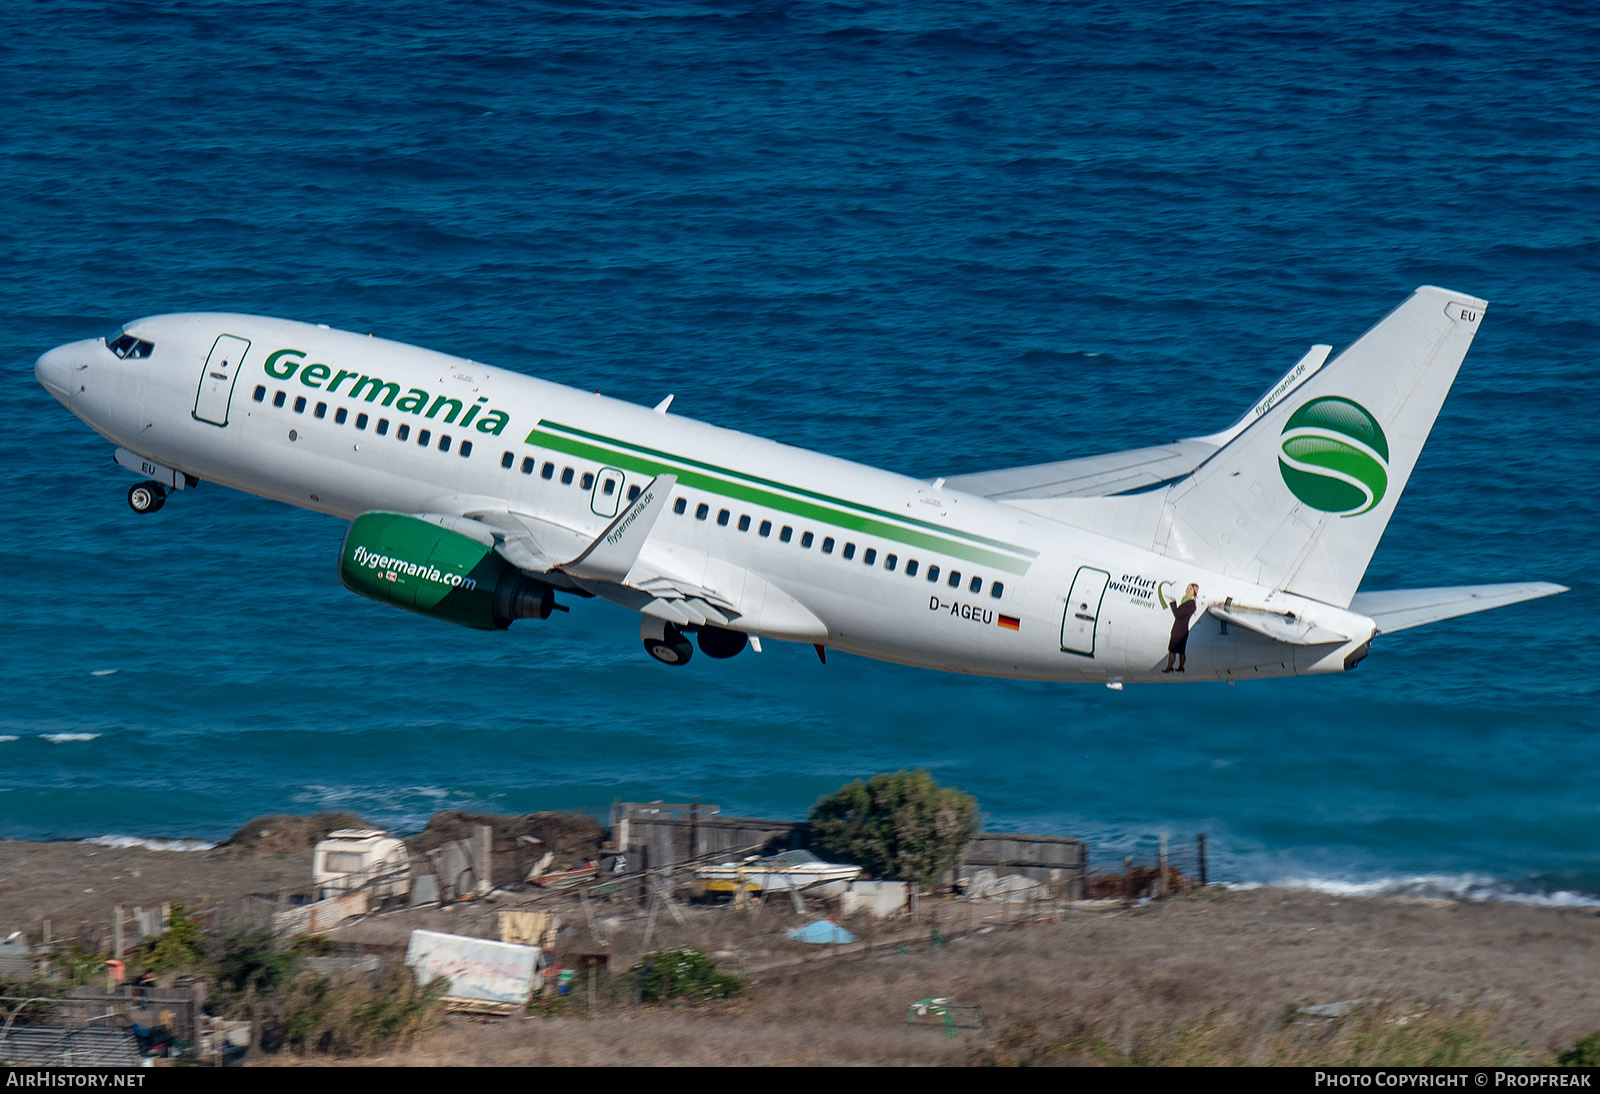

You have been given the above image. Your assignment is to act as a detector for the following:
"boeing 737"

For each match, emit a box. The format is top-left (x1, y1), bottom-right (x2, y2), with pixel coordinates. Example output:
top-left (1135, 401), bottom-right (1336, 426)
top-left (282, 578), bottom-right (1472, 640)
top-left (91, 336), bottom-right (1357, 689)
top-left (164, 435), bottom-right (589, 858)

top-left (33, 286), bottom-right (1564, 685)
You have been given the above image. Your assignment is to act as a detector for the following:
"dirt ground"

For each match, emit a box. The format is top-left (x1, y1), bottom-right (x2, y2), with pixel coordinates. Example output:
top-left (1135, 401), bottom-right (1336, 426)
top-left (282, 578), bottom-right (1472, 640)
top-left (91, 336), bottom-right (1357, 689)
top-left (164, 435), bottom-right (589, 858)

top-left (2, 836), bottom-right (1598, 1066)
top-left (330, 888), bottom-right (1600, 1067)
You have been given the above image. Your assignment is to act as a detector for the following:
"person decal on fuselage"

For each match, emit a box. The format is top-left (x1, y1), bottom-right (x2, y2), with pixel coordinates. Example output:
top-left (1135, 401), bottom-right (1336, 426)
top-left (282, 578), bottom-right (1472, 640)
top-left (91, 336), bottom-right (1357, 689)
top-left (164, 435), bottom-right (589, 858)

top-left (1164, 583), bottom-right (1200, 674)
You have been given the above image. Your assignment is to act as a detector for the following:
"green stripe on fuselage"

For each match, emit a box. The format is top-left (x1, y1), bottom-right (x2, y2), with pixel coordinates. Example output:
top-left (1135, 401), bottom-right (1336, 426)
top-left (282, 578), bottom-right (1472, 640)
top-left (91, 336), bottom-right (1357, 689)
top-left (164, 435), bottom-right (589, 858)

top-left (524, 421), bottom-right (1036, 575)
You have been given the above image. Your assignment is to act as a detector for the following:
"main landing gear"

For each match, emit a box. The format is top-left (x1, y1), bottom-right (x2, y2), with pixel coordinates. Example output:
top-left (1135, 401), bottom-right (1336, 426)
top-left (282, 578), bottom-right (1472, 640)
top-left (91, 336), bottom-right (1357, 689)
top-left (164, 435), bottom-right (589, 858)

top-left (640, 619), bottom-right (751, 666)
top-left (127, 480), bottom-right (167, 514)
top-left (642, 618), bottom-right (695, 666)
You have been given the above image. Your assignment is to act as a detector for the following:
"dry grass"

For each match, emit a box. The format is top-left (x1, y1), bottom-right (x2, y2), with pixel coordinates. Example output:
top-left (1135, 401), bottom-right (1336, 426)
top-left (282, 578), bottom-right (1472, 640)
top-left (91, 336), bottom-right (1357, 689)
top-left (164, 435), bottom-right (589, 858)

top-left (263, 887), bottom-right (1599, 1067)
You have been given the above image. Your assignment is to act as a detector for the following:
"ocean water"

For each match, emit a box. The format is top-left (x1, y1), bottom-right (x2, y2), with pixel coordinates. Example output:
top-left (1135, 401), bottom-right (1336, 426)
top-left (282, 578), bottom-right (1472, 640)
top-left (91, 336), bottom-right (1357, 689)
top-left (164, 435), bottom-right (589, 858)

top-left (3, 0), bottom-right (1596, 901)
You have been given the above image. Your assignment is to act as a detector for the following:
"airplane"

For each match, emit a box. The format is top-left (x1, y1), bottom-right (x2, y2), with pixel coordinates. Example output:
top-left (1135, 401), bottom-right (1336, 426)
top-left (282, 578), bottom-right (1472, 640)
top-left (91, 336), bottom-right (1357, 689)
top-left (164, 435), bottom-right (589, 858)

top-left (33, 285), bottom-right (1564, 686)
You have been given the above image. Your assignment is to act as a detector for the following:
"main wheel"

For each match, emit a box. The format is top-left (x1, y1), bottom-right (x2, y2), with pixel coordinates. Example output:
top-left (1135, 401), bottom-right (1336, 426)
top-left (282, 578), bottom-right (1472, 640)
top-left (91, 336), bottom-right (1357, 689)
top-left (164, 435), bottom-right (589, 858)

top-left (697, 626), bottom-right (748, 659)
top-left (644, 624), bottom-right (694, 666)
top-left (127, 481), bottom-right (167, 513)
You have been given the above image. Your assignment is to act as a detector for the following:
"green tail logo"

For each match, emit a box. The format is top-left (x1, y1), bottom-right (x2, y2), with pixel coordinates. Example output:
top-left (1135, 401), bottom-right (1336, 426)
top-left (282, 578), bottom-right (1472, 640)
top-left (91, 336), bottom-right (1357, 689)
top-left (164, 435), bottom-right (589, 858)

top-left (1278, 396), bottom-right (1389, 516)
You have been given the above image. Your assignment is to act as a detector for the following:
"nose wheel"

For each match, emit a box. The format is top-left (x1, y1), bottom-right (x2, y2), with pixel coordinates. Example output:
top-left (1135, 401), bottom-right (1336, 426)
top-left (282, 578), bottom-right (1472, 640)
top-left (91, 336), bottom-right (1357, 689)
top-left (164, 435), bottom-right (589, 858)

top-left (127, 481), bottom-right (167, 514)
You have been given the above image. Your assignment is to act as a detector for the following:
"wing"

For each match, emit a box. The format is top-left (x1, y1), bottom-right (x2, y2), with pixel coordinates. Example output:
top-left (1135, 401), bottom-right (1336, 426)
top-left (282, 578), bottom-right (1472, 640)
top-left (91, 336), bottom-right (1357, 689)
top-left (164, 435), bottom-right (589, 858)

top-left (413, 476), bottom-right (827, 640)
top-left (941, 344), bottom-right (1330, 500)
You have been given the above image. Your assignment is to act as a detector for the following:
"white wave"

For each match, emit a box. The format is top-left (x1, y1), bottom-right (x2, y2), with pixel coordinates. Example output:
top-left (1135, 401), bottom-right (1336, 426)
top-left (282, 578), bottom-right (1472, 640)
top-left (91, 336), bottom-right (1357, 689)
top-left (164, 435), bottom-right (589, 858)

top-left (41, 733), bottom-right (100, 743)
top-left (91, 669), bottom-right (119, 676)
top-left (1238, 873), bottom-right (1600, 909)
top-left (0, 736), bottom-right (17, 743)
top-left (82, 835), bottom-right (216, 852)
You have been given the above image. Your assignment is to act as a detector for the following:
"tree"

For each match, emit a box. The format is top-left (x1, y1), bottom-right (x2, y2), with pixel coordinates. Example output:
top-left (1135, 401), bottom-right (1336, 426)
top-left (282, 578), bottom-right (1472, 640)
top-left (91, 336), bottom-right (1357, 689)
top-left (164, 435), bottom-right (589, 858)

top-left (808, 770), bottom-right (979, 885)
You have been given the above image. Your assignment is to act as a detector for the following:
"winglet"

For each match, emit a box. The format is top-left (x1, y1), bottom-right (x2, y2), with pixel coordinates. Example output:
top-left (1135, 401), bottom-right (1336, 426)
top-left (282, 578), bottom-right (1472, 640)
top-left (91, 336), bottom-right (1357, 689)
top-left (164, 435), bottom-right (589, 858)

top-left (561, 474), bottom-right (678, 583)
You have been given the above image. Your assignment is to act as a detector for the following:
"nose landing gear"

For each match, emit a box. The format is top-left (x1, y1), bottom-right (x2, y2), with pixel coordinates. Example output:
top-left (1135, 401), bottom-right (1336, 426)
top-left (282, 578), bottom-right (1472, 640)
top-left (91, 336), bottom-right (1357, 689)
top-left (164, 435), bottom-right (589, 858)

top-left (127, 481), bottom-right (167, 514)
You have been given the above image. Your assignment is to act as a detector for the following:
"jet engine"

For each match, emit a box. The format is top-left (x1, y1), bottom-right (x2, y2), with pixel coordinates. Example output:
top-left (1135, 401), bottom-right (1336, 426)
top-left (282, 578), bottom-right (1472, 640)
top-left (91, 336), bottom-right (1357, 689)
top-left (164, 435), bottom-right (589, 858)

top-left (339, 511), bottom-right (555, 630)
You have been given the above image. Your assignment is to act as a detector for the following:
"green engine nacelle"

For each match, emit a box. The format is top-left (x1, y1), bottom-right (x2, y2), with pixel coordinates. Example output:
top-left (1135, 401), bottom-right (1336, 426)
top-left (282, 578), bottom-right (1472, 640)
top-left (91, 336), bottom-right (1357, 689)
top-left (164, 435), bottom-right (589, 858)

top-left (339, 511), bottom-right (554, 630)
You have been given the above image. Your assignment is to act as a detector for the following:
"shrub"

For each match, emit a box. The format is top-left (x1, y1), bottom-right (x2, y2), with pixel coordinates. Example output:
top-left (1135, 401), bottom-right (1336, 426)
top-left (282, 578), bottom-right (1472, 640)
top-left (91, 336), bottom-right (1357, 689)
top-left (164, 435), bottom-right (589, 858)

top-left (631, 948), bottom-right (743, 1004)
top-left (206, 931), bottom-right (302, 1014)
top-left (143, 904), bottom-right (204, 973)
top-left (278, 964), bottom-right (447, 1056)
top-left (808, 770), bottom-right (979, 885)
top-left (1558, 1030), bottom-right (1600, 1066)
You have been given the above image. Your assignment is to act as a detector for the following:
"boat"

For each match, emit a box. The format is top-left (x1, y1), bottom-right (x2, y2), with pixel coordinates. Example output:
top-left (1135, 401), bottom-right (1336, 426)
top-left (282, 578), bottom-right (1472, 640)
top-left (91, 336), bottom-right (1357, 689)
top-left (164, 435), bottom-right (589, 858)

top-left (532, 861), bottom-right (599, 890)
top-left (696, 850), bottom-right (862, 898)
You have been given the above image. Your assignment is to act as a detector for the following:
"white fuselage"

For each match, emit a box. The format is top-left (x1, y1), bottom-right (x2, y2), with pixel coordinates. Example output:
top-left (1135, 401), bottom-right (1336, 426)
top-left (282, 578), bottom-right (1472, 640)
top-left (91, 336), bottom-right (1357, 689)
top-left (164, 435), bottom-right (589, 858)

top-left (35, 312), bottom-right (1376, 683)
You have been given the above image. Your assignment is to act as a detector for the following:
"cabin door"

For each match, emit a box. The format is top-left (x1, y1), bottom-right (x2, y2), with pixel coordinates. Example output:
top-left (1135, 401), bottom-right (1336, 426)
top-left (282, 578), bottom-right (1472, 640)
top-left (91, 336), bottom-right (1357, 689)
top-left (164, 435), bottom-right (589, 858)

top-left (193, 334), bottom-right (251, 426)
top-left (1060, 566), bottom-right (1110, 656)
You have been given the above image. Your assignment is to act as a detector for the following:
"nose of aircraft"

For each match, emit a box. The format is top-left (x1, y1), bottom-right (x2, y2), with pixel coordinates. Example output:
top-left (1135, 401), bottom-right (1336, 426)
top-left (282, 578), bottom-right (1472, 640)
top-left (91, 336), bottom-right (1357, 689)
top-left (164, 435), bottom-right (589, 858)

top-left (35, 343), bottom-right (79, 405)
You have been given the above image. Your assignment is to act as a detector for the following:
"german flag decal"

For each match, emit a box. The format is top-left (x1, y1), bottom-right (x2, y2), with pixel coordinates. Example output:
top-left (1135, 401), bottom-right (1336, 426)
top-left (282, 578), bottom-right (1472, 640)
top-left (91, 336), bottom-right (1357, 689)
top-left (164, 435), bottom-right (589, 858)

top-left (998, 614), bottom-right (1020, 631)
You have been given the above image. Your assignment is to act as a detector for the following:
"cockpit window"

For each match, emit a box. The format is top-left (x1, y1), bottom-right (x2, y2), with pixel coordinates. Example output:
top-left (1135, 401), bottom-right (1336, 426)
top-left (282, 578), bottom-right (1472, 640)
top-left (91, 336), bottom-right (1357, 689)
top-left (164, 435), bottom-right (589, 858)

top-left (105, 332), bottom-right (155, 359)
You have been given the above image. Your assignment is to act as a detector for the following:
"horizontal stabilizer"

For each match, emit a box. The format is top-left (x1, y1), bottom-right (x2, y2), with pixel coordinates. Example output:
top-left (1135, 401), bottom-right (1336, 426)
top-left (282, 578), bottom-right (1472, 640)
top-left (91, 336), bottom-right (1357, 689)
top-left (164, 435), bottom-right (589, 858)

top-left (1350, 583), bottom-right (1568, 634)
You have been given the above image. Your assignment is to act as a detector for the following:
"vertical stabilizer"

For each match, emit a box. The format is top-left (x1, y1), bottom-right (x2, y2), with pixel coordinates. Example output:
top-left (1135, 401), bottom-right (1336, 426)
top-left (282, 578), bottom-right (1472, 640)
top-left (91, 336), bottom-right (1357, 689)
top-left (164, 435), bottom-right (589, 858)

top-left (1154, 286), bottom-right (1487, 607)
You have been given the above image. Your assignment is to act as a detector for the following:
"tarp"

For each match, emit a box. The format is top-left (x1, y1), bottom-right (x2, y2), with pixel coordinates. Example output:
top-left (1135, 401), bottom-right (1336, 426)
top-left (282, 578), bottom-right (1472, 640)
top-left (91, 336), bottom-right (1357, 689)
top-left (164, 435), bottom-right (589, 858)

top-left (788, 919), bottom-right (857, 944)
top-left (405, 929), bottom-right (539, 1008)
top-left (498, 909), bottom-right (558, 947)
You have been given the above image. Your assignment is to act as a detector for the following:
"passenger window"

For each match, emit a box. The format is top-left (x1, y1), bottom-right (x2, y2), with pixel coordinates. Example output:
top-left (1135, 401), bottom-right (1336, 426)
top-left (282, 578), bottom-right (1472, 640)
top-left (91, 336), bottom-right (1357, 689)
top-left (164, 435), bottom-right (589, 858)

top-left (927, 565), bottom-right (940, 583)
top-left (737, 514), bottom-right (750, 532)
top-left (991, 582), bottom-right (1004, 599)
top-left (438, 435), bottom-right (451, 452)
top-left (821, 537), bottom-right (834, 554)
top-left (780, 526), bottom-right (793, 543)
top-left (885, 553), bottom-right (897, 571)
top-left (970, 576), bottom-right (982, 594)
top-left (948, 571), bottom-right (961, 588)
top-left (253, 385), bottom-right (266, 403)
top-left (273, 391), bottom-right (286, 408)
top-left (581, 472), bottom-right (594, 490)
top-left (335, 407), bottom-right (348, 425)
top-left (759, 520), bottom-right (771, 537)
top-left (418, 429), bottom-right (431, 446)
top-left (502, 452), bottom-right (515, 469)
top-left (460, 441), bottom-right (472, 457)
top-left (842, 543), bottom-right (855, 560)
top-left (356, 413), bottom-right (368, 430)
top-left (315, 402), bottom-right (327, 419)
top-left (906, 560), bottom-right (919, 577)
top-left (376, 419), bottom-right (389, 436)
top-left (801, 532), bottom-right (814, 549)
top-left (674, 498), bottom-right (687, 515)
top-left (541, 462), bottom-right (554, 479)
top-left (561, 467), bottom-right (574, 485)
top-left (293, 396), bottom-right (306, 413)
top-left (628, 485), bottom-right (641, 501)
top-left (604, 479), bottom-right (617, 495)
top-left (863, 548), bottom-right (876, 566)
top-left (695, 503), bottom-right (709, 520)
top-left (397, 424), bottom-right (409, 441)
top-left (521, 456), bottom-right (534, 473)
top-left (717, 509), bottom-right (730, 526)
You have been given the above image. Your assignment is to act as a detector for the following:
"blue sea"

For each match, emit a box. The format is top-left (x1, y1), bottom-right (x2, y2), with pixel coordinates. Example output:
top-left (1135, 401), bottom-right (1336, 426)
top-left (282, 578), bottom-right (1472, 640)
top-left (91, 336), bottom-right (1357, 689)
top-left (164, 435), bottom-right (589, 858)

top-left (3, 0), bottom-right (1596, 902)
